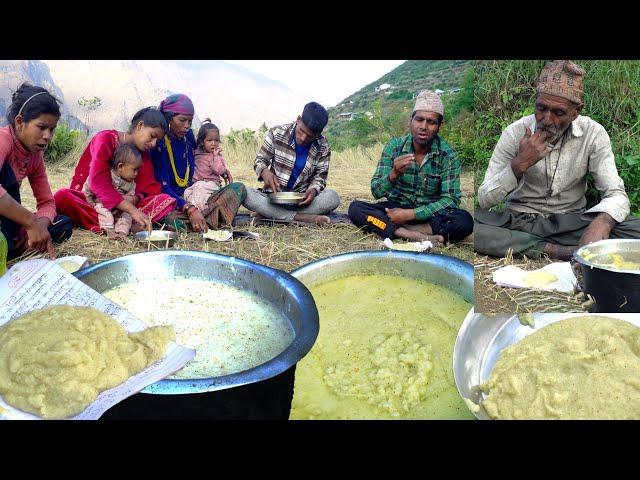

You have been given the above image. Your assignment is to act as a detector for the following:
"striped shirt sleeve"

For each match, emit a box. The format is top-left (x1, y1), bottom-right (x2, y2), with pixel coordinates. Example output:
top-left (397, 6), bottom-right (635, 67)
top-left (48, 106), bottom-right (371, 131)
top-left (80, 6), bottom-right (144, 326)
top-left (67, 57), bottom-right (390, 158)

top-left (255, 129), bottom-right (275, 179)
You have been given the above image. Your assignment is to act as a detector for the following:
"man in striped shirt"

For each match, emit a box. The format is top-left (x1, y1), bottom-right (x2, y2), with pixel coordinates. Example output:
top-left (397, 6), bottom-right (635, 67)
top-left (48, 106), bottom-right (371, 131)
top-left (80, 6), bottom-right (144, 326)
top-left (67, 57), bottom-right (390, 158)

top-left (244, 102), bottom-right (340, 225)
top-left (348, 90), bottom-right (473, 245)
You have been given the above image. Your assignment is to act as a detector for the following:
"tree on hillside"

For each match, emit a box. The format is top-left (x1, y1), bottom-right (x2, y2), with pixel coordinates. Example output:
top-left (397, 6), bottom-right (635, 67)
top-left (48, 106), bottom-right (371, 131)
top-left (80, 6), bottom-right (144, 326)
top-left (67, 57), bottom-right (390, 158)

top-left (77, 96), bottom-right (102, 134)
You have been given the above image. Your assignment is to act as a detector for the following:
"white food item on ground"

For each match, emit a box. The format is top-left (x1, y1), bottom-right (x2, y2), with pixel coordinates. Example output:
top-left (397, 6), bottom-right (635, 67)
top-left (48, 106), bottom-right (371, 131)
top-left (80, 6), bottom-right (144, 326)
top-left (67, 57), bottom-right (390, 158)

top-left (202, 230), bottom-right (233, 241)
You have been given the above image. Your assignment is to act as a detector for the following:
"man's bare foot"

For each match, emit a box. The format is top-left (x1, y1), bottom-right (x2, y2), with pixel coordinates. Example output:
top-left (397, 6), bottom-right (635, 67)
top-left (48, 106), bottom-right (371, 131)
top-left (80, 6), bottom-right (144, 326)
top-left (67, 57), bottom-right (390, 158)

top-left (294, 213), bottom-right (330, 225)
top-left (543, 242), bottom-right (577, 261)
top-left (395, 227), bottom-right (444, 245)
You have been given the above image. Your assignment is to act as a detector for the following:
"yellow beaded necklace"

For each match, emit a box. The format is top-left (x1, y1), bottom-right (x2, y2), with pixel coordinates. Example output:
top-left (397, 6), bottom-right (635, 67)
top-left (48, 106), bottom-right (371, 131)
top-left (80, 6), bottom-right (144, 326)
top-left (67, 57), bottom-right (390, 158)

top-left (164, 134), bottom-right (190, 187)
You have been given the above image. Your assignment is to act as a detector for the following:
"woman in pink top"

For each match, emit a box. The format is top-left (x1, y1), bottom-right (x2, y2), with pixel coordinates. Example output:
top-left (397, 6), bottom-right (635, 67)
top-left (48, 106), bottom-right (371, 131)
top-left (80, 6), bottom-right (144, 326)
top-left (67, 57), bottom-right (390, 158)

top-left (183, 119), bottom-right (235, 214)
top-left (0, 83), bottom-right (73, 260)
top-left (54, 107), bottom-right (177, 233)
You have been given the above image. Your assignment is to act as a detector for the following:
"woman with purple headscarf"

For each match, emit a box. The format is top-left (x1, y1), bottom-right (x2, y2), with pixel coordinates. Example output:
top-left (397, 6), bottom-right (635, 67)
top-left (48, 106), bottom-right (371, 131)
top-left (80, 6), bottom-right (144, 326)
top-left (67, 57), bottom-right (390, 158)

top-left (152, 94), bottom-right (246, 232)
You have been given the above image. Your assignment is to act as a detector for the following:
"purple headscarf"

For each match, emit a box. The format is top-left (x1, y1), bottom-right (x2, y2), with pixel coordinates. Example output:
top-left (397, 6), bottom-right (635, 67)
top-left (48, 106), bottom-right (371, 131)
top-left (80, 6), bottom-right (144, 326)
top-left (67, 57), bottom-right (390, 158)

top-left (158, 94), bottom-right (194, 115)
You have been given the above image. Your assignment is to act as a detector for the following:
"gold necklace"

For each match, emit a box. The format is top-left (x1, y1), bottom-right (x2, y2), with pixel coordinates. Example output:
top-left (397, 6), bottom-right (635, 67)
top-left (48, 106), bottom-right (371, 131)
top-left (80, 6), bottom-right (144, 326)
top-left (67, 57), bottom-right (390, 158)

top-left (164, 135), bottom-right (190, 187)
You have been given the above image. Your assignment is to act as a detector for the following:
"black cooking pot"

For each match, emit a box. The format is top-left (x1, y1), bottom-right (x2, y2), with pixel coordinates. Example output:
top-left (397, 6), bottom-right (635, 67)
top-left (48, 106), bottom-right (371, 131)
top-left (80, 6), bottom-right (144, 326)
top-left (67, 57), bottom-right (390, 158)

top-left (574, 239), bottom-right (640, 313)
top-left (100, 365), bottom-right (296, 420)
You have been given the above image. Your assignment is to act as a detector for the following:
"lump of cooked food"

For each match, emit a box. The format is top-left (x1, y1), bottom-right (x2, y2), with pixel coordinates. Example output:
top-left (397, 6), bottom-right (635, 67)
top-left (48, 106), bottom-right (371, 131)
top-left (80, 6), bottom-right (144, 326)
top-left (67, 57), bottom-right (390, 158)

top-left (522, 270), bottom-right (557, 288)
top-left (608, 253), bottom-right (640, 270)
top-left (290, 274), bottom-right (473, 420)
top-left (580, 250), bottom-right (640, 270)
top-left (517, 313), bottom-right (535, 328)
top-left (57, 260), bottom-right (81, 273)
top-left (103, 278), bottom-right (293, 379)
top-left (480, 316), bottom-right (640, 420)
top-left (0, 305), bottom-right (174, 419)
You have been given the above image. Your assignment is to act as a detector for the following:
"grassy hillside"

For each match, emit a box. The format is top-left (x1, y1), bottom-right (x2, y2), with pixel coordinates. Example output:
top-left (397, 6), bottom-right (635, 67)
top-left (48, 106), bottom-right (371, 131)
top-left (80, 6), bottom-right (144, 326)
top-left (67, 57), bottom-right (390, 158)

top-left (324, 60), bottom-right (475, 160)
top-left (329, 60), bottom-right (471, 115)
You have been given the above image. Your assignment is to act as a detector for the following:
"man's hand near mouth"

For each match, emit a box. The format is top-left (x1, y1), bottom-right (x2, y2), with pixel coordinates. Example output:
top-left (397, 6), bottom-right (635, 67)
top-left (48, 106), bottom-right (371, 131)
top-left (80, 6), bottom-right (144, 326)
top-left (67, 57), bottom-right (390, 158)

top-left (511, 125), bottom-right (553, 180)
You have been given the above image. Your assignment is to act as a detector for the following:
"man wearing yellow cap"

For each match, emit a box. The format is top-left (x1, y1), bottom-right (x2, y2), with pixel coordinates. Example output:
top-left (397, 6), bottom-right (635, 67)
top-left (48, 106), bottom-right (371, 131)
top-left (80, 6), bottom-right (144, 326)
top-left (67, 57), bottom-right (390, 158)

top-left (348, 90), bottom-right (473, 244)
top-left (475, 60), bottom-right (640, 260)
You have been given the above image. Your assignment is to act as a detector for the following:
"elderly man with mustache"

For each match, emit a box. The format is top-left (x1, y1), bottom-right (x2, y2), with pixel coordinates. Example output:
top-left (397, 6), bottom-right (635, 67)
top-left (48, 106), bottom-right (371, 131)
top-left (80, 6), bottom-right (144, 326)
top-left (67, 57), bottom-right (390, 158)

top-left (475, 60), bottom-right (640, 260)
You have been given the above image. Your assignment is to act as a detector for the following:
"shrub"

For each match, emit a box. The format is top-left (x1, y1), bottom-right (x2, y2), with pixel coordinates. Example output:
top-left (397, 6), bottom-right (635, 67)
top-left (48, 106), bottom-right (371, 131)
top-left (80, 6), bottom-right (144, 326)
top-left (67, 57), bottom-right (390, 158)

top-left (45, 123), bottom-right (81, 164)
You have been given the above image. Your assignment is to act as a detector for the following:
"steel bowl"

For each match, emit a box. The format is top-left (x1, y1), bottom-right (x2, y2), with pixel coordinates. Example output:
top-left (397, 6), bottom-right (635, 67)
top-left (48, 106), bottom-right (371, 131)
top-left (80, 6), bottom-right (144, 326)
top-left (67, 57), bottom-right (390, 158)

top-left (292, 251), bottom-right (474, 419)
top-left (134, 230), bottom-right (178, 248)
top-left (73, 250), bottom-right (319, 395)
top-left (269, 192), bottom-right (305, 205)
top-left (453, 311), bottom-right (640, 419)
top-left (574, 239), bottom-right (640, 312)
top-left (291, 250), bottom-right (473, 303)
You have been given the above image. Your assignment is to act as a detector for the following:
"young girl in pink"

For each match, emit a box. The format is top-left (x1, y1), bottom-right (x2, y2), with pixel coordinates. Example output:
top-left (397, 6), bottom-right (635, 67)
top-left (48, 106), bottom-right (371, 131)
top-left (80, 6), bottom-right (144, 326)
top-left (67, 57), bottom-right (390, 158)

top-left (183, 119), bottom-right (234, 214)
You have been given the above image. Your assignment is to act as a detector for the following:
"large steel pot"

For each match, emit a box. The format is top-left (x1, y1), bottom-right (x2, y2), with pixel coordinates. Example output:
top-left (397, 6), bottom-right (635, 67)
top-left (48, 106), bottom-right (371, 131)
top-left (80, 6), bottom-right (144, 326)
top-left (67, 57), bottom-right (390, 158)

top-left (453, 311), bottom-right (640, 419)
top-left (73, 250), bottom-right (319, 419)
top-left (574, 239), bottom-right (640, 312)
top-left (291, 250), bottom-right (474, 419)
top-left (291, 250), bottom-right (474, 303)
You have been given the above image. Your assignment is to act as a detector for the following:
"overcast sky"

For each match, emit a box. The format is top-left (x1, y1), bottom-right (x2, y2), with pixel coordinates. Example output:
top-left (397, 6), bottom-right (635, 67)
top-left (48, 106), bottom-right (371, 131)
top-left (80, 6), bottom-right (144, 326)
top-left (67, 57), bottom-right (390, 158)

top-left (224, 60), bottom-right (405, 107)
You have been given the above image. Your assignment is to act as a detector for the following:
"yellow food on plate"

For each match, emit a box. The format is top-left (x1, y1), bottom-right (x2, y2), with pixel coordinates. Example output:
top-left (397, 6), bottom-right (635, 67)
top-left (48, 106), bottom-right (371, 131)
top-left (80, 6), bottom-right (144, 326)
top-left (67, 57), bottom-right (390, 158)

top-left (290, 274), bottom-right (473, 419)
top-left (0, 305), bottom-right (174, 419)
top-left (609, 253), bottom-right (640, 270)
top-left (522, 270), bottom-right (557, 288)
top-left (580, 251), bottom-right (640, 270)
top-left (481, 316), bottom-right (640, 419)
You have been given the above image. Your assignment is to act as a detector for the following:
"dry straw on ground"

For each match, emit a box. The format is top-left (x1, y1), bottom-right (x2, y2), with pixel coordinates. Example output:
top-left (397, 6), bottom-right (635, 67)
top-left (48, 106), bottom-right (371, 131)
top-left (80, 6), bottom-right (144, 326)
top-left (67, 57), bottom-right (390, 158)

top-left (474, 252), bottom-right (590, 314)
top-left (13, 141), bottom-right (474, 273)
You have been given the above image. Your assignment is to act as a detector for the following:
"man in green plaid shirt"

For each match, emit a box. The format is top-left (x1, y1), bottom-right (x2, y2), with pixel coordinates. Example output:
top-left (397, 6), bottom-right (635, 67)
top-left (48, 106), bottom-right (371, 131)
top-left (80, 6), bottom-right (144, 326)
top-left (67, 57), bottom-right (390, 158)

top-left (348, 90), bottom-right (473, 244)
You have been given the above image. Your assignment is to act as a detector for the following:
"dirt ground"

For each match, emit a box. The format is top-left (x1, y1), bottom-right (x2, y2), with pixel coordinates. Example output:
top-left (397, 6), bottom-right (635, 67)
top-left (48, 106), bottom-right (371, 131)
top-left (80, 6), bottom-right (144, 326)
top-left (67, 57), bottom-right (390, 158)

top-left (12, 160), bottom-right (475, 273)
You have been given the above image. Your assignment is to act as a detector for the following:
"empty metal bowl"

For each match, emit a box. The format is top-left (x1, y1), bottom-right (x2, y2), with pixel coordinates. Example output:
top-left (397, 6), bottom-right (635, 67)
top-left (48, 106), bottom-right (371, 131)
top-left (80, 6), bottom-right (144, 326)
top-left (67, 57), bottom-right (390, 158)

top-left (269, 192), bottom-right (305, 205)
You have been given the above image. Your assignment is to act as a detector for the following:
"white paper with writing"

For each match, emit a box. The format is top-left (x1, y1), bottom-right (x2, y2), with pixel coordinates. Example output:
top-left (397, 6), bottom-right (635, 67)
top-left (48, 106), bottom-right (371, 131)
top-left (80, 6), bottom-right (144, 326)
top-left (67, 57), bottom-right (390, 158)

top-left (0, 259), bottom-right (195, 420)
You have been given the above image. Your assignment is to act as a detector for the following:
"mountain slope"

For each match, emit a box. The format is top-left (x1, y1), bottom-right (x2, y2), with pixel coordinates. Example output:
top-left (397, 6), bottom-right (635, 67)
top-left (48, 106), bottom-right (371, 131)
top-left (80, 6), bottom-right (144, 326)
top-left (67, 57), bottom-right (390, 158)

top-left (0, 60), bottom-right (306, 134)
top-left (0, 60), bottom-right (83, 129)
top-left (325, 60), bottom-right (473, 150)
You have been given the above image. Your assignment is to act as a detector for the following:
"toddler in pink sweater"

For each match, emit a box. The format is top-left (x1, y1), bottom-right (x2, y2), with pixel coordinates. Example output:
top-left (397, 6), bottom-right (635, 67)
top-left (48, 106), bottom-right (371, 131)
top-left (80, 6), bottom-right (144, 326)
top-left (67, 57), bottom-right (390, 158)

top-left (183, 119), bottom-right (234, 213)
